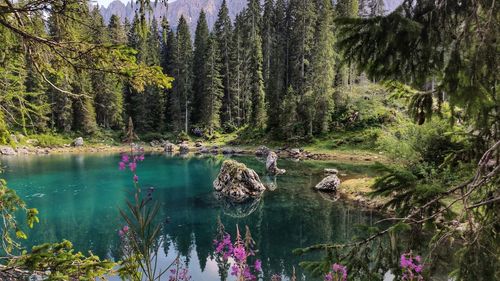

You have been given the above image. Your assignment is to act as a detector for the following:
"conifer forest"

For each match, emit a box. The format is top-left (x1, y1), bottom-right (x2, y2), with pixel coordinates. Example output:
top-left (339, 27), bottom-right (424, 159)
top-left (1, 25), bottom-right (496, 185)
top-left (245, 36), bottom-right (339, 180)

top-left (0, 0), bottom-right (498, 280)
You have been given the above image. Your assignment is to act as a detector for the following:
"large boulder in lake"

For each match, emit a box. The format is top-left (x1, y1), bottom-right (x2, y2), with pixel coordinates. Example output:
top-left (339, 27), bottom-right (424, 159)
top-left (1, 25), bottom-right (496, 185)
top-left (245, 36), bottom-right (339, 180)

top-left (72, 137), bottom-right (84, 147)
top-left (213, 160), bottom-right (266, 203)
top-left (0, 146), bottom-right (16, 155)
top-left (266, 152), bottom-right (286, 175)
top-left (315, 169), bottom-right (341, 192)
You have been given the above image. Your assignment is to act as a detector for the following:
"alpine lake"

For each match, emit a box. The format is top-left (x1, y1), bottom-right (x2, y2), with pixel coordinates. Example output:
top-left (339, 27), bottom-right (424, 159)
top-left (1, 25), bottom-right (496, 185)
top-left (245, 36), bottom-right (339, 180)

top-left (0, 152), bottom-right (453, 280)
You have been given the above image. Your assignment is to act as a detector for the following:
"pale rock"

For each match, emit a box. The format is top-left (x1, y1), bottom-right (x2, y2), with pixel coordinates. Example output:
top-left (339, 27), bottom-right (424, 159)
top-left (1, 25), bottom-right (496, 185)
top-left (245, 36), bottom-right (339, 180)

top-left (213, 160), bottom-right (266, 203)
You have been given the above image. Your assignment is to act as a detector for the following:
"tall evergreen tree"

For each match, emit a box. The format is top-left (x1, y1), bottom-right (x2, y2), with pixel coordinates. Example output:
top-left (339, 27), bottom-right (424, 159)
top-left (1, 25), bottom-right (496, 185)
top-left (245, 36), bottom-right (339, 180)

top-left (192, 10), bottom-right (209, 125)
top-left (174, 16), bottom-right (193, 133)
top-left (91, 10), bottom-right (124, 129)
top-left (144, 18), bottom-right (166, 132)
top-left (266, 0), bottom-right (288, 135)
top-left (245, 0), bottom-right (266, 128)
top-left (306, 0), bottom-right (336, 135)
top-left (288, 0), bottom-right (317, 95)
top-left (229, 13), bottom-right (249, 127)
top-left (261, 0), bottom-right (275, 90)
top-left (336, 0), bottom-right (359, 86)
top-left (200, 34), bottom-right (224, 135)
top-left (214, 0), bottom-right (234, 127)
top-left (163, 28), bottom-right (182, 132)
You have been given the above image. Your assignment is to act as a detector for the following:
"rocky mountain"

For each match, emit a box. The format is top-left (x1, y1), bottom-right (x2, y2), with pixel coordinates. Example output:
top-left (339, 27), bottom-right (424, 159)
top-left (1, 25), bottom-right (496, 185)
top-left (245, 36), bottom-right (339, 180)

top-left (99, 0), bottom-right (403, 32)
top-left (99, 0), bottom-right (247, 32)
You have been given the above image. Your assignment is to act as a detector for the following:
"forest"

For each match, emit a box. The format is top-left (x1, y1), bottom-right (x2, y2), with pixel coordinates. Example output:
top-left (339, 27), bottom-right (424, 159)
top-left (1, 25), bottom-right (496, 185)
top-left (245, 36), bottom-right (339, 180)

top-left (0, 0), bottom-right (498, 280)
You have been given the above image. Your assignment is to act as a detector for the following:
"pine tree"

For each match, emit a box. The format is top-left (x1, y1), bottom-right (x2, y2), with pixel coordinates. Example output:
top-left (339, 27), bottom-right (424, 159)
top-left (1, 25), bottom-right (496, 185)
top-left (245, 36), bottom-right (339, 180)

top-left (336, 0), bottom-right (359, 87)
top-left (91, 10), bottom-right (124, 129)
top-left (191, 10), bottom-right (210, 125)
top-left (266, 0), bottom-right (288, 135)
top-left (144, 18), bottom-right (166, 132)
top-left (229, 13), bottom-right (248, 127)
top-left (245, 0), bottom-right (266, 129)
top-left (214, 0), bottom-right (234, 127)
top-left (307, 0), bottom-right (336, 135)
top-left (261, 0), bottom-right (275, 90)
top-left (163, 28), bottom-right (182, 132)
top-left (288, 0), bottom-right (317, 95)
top-left (200, 34), bottom-right (224, 135)
top-left (174, 16), bottom-right (193, 133)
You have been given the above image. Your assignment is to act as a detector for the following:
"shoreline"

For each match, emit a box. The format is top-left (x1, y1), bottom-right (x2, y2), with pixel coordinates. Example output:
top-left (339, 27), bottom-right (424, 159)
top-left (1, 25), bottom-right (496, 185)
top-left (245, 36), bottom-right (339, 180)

top-left (1, 143), bottom-right (388, 211)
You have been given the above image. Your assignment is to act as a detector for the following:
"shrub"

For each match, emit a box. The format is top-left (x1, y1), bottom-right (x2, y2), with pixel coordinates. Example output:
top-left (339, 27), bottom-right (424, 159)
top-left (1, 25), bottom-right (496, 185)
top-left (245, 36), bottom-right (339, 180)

top-left (28, 134), bottom-right (71, 147)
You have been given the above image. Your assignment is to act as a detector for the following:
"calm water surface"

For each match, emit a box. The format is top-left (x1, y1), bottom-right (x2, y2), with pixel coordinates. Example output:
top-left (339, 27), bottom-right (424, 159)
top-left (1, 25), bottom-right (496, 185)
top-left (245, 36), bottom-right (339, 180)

top-left (1, 153), bottom-right (386, 280)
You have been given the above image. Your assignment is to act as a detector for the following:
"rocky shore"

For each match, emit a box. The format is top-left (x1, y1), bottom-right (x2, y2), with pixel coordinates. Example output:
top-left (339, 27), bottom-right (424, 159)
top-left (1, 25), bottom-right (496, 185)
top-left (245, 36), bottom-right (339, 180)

top-left (0, 141), bottom-right (384, 163)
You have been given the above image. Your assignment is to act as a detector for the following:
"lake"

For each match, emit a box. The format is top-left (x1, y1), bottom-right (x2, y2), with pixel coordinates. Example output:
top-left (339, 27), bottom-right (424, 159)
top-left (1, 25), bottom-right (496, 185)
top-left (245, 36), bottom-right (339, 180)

top-left (1, 152), bottom-right (391, 280)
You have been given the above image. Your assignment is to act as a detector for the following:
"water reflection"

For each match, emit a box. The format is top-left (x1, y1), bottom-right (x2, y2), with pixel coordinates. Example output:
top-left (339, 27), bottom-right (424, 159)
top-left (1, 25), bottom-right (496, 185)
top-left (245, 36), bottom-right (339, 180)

top-left (1, 153), bottom-right (384, 280)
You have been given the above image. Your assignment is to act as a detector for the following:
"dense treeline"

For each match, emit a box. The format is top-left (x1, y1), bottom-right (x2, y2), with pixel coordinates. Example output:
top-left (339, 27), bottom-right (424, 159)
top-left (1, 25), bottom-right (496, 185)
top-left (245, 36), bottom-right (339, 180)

top-left (1, 0), bottom-right (386, 143)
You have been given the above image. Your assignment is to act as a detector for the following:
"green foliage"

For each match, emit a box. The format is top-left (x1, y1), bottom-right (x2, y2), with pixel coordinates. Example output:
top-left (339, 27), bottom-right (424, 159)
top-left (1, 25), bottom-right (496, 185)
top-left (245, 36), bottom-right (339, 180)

top-left (27, 133), bottom-right (71, 147)
top-left (376, 118), bottom-right (462, 164)
top-left (0, 178), bottom-right (39, 254)
top-left (10, 240), bottom-right (115, 281)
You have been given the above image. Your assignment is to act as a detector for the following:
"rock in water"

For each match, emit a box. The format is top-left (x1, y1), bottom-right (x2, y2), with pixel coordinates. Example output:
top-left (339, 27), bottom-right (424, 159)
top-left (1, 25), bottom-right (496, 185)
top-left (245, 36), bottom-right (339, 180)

top-left (324, 168), bottom-right (339, 175)
top-left (0, 146), bottom-right (16, 155)
top-left (315, 174), bottom-right (341, 192)
top-left (164, 142), bottom-right (175, 152)
top-left (266, 152), bottom-right (286, 175)
top-left (179, 143), bottom-right (189, 154)
top-left (213, 160), bottom-right (266, 203)
top-left (72, 137), bottom-right (84, 147)
top-left (255, 146), bottom-right (270, 156)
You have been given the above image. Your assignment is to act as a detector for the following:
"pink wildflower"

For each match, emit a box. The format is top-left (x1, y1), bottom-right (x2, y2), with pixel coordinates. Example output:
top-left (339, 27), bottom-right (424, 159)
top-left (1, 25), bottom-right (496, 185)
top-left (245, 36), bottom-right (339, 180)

top-left (129, 162), bottom-right (137, 172)
top-left (233, 246), bottom-right (246, 262)
top-left (119, 162), bottom-right (126, 170)
top-left (254, 259), bottom-right (262, 272)
top-left (133, 175), bottom-right (139, 183)
top-left (121, 154), bottom-right (129, 163)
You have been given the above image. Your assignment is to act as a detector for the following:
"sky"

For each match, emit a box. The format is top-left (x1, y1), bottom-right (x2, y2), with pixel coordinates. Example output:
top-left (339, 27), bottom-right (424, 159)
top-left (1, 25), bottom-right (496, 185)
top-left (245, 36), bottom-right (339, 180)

top-left (96, 0), bottom-right (177, 8)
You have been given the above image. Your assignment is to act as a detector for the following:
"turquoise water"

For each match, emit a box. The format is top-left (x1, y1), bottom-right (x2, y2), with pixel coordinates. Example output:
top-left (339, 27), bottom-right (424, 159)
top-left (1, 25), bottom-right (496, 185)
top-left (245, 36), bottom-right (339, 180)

top-left (1, 153), bottom-right (385, 280)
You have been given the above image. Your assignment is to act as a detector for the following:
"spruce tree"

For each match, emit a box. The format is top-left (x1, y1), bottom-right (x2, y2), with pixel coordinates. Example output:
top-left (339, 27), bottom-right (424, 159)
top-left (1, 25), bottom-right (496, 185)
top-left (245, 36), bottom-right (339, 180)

top-left (174, 16), bottom-right (193, 133)
top-left (214, 0), bottom-right (234, 127)
top-left (192, 10), bottom-right (210, 125)
top-left (266, 0), bottom-right (288, 135)
top-left (307, 0), bottom-right (336, 135)
top-left (144, 18), bottom-right (166, 132)
top-left (261, 0), bottom-right (275, 90)
top-left (200, 34), bottom-right (224, 135)
top-left (245, 0), bottom-right (266, 129)
top-left (229, 13), bottom-right (249, 127)
top-left (163, 28), bottom-right (182, 132)
top-left (91, 10), bottom-right (124, 130)
top-left (336, 0), bottom-right (359, 86)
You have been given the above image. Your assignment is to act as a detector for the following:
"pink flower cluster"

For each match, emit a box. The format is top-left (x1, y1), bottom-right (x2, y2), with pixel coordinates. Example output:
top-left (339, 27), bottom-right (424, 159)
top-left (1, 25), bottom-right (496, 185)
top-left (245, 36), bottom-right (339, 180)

top-left (169, 266), bottom-right (191, 281)
top-left (118, 153), bottom-right (144, 183)
top-left (324, 263), bottom-right (348, 281)
top-left (118, 225), bottom-right (129, 237)
top-left (213, 231), bottom-right (262, 280)
top-left (400, 252), bottom-right (424, 281)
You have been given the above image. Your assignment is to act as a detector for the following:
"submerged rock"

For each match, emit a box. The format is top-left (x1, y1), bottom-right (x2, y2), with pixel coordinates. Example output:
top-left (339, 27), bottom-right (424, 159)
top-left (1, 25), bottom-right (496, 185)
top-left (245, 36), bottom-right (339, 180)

top-left (0, 146), bottom-right (16, 155)
top-left (213, 160), bottom-right (266, 203)
top-left (214, 193), bottom-right (262, 218)
top-left (266, 152), bottom-right (286, 175)
top-left (315, 172), bottom-right (341, 192)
